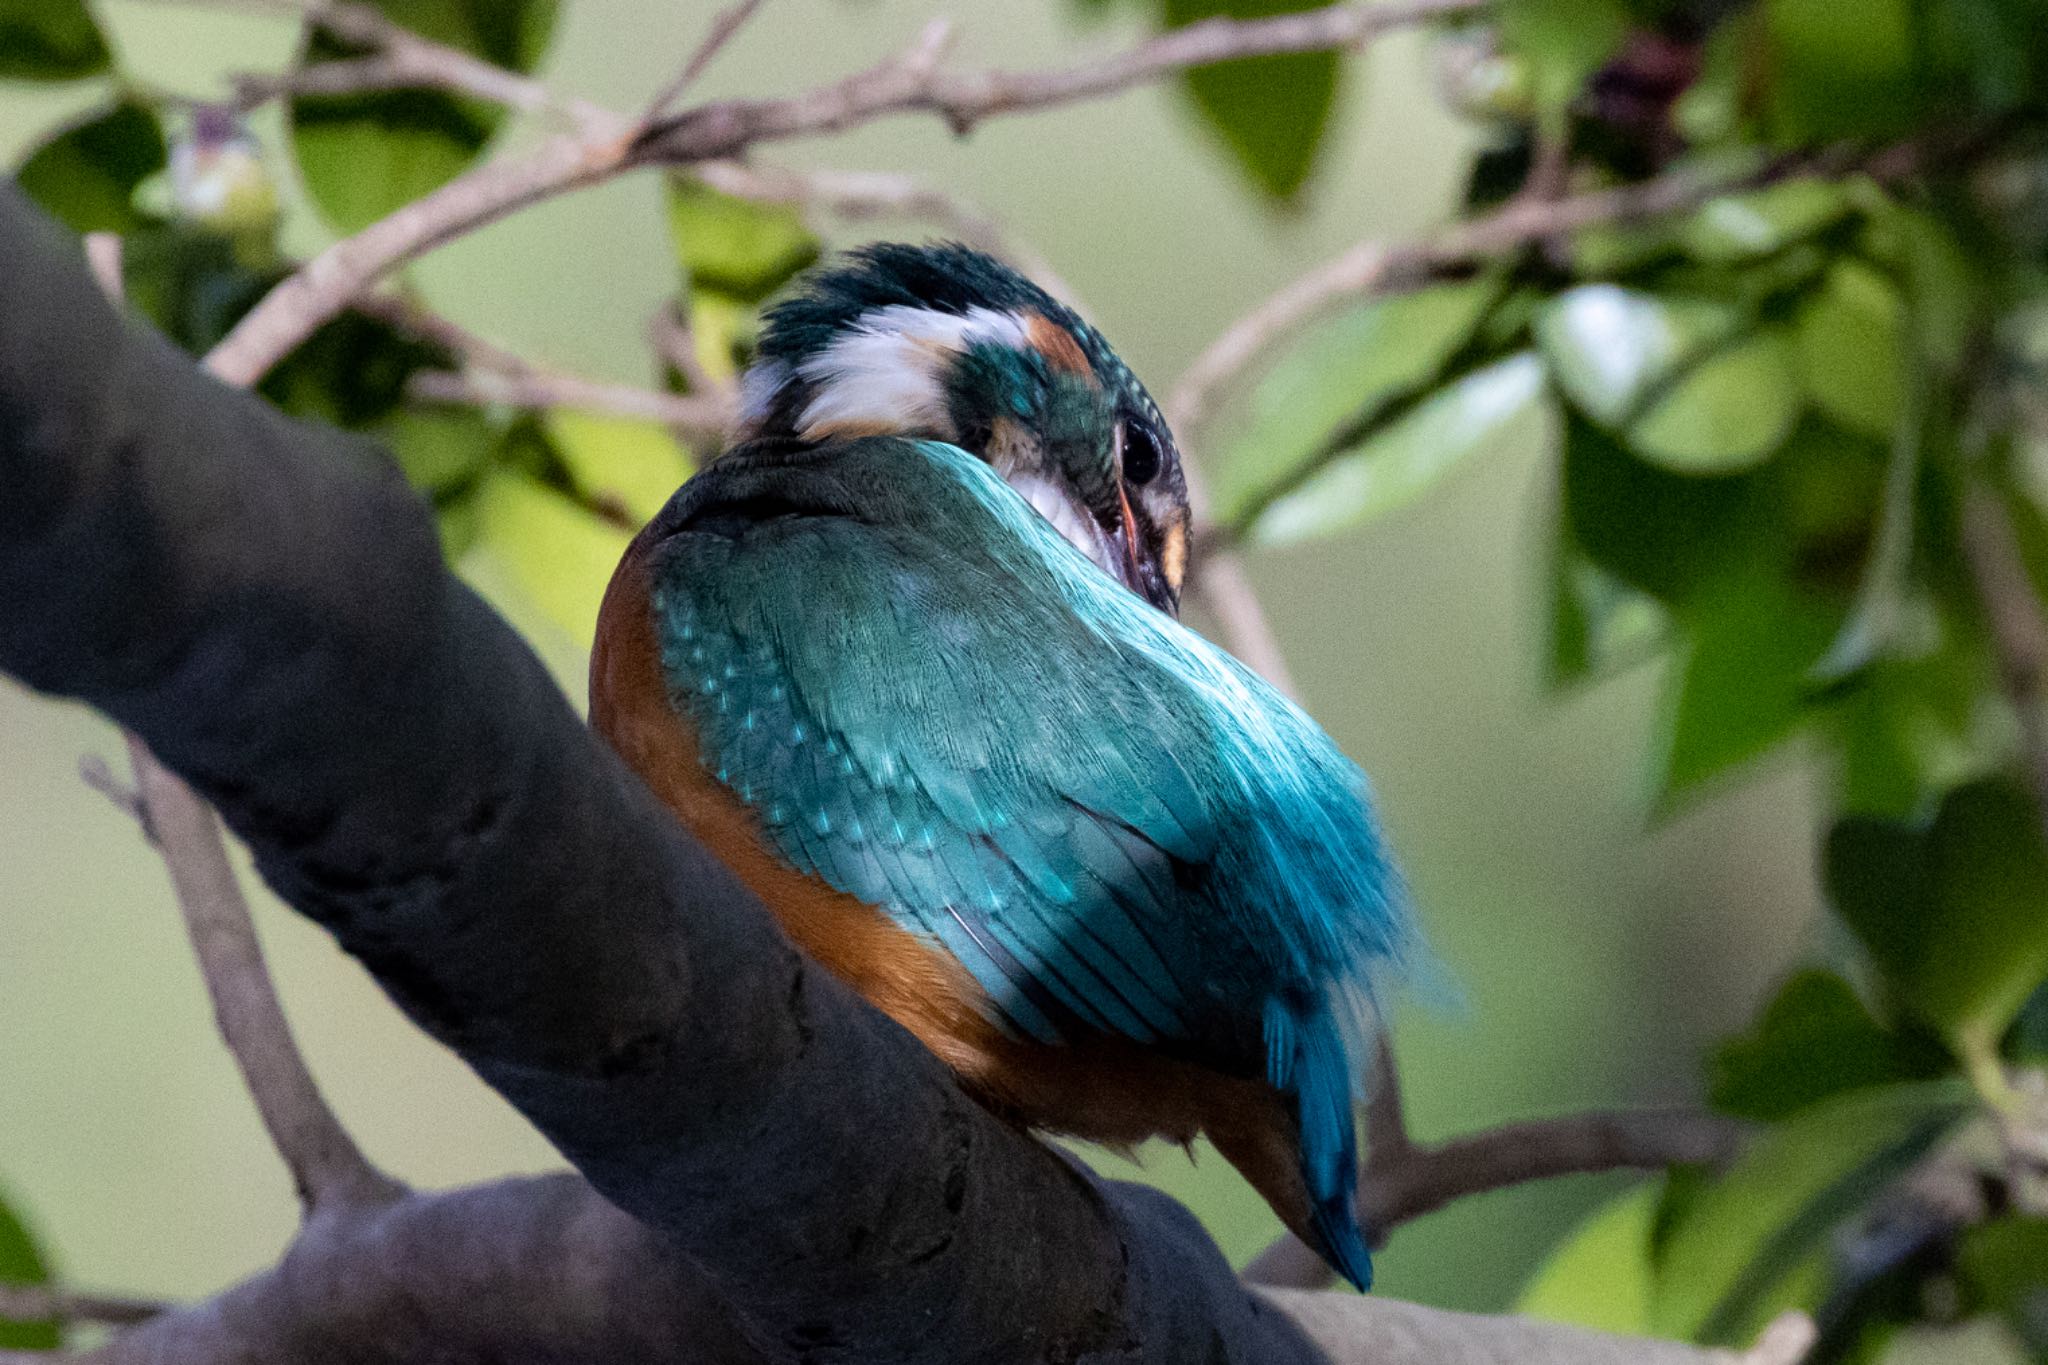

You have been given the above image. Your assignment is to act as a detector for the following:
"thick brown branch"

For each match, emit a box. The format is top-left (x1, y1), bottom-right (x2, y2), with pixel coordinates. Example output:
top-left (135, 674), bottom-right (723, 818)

top-left (1244, 1108), bottom-right (1750, 1288)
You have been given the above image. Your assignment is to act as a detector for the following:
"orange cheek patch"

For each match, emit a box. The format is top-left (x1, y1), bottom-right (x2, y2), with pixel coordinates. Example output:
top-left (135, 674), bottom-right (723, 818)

top-left (1024, 312), bottom-right (1093, 379)
top-left (1162, 519), bottom-right (1188, 593)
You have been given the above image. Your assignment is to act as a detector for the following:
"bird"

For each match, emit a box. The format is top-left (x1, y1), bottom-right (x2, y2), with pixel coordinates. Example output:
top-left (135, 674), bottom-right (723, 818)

top-left (591, 242), bottom-right (1414, 1290)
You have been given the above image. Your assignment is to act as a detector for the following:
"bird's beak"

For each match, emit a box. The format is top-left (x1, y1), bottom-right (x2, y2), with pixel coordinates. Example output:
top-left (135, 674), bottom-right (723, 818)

top-left (1115, 483), bottom-right (1179, 617)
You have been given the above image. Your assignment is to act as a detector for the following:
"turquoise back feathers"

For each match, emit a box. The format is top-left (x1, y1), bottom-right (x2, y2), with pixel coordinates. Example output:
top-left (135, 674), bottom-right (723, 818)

top-left (642, 434), bottom-right (1414, 1287)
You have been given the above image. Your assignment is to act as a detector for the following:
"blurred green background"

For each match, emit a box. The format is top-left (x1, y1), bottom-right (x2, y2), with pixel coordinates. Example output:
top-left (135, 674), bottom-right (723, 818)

top-left (0, 0), bottom-right (1825, 1317)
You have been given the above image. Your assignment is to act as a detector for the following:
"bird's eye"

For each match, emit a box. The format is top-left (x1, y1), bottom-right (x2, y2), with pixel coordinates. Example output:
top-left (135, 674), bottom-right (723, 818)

top-left (1120, 418), bottom-right (1164, 486)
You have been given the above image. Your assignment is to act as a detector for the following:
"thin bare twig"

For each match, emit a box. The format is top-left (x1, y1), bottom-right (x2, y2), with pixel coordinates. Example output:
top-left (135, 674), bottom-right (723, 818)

top-left (644, 0), bottom-right (770, 122)
top-left (208, 0), bottom-right (1475, 389)
top-left (408, 368), bottom-right (729, 435)
top-left (237, 0), bottom-right (622, 135)
top-left (694, 160), bottom-right (1079, 304)
top-left (1242, 1107), bottom-right (1750, 1288)
top-left (86, 233), bottom-right (400, 1214)
top-left (1167, 141), bottom-right (1936, 445)
top-left (0, 1283), bottom-right (166, 1328)
top-left (1961, 485), bottom-right (2048, 845)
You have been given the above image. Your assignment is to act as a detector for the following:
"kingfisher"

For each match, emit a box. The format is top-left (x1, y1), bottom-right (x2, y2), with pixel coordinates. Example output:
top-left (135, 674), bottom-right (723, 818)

top-left (591, 243), bottom-right (1413, 1289)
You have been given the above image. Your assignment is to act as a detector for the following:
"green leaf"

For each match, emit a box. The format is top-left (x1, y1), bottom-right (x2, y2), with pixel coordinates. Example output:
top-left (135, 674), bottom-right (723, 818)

top-left (1660, 560), bottom-right (1845, 800)
top-left (0, 1186), bottom-right (57, 1350)
top-left (1249, 353), bottom-right (1546, 546)
top-left (471, 469), bottom-right (631, 643)
top-left (665, 176), bottom-right (819, 302)
top-left (1876, 1319), bottom-right (2035, 1365)
top-left (1827, 780), bottom-right (2048, 1048)
top-left (15, 101), bottom-right (167, 235)
top-left (544, 410), bottom-right (693, 526)
top-left (288, 0), bottom-right (559, 233)
top-left (1828, 621), bottom-right (2009, 820)
top-left (1162, 0), bottom-right (1341, 201)
top-left (1651, 1080), bottom-right (1970, 1345)
top-left (1496, 0), bottom-right (1631, 117)
top-left (0, 0), bottom-right (111, 80)
top-left (261, 308), bottom-right (447, 428)
top-left (1794, 259), bottom-right (1904, 441)
top-left (1708, 970), bottom-right (1948, 1121)
top-left (380, 406), bottom-right (497, 497)
top-left (1516, 1183), bottom-right (1660, 1334)
top-left (1548, 536), bottom-right (1668, 688)
top-left (1678, 181), bottom-right (1852, 265)
top-left (1215, 279), bottom-right (1507, 515)
top-left (1762, 0), bottom-right (1918, 143)
top-left (1537, 286), bottom-right (1801, 473)
top-left (1631, 331), bottom-right (1802, 475)
top-left (1957, 1217), bottom-right (2048, 1354)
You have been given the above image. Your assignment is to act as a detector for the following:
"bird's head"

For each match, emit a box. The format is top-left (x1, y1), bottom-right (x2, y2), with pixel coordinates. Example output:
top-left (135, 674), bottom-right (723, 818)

top-left (734, 242), bottom-right (1191, 614)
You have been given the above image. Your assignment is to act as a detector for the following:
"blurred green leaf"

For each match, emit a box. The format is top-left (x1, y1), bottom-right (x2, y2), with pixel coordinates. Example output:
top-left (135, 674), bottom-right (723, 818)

top-left (381, 406), bottom-right (497, 496)
top-left (1875, 1318), bottom-right (2035, 1365)
top-left (1795, 259), bottom-right (1905, 441)
top-left (472, 469), bottom-right (630, 643)
top-left (0, 0), bottom-right (110, 80)
top-left (1537, 285), bottom-right (1799, 472)
top-left (1958, 1218), bottom-right (2048, 1355)
top-left (1828, 621), bottom-right (2010, 819)
top-left (1496, 0), bottom-right (1630, 117)
top-left (289, 0), bottom-right (559, 233)
top-left (1762, 0), bottom-right (1918, 143)
top-left (1548, 536), bottom-right (1668, 688)
top-left (1162, 0), bottom-right (1340, 201)
top-left (0, 1187), bottom-right (56, 1351)
top-left (2010, 982), bottom-right (2048, 1063)
top-left (544, 409), bottom-right (693, 526)
top-left (262, 308), bottom-right (446, 428)
top-left (1516, 1182), bottom-right (1659, 1334)
top-left (665, 176), bottom-right (819, 302)
top-left (1827, 779), bottom-right (2048, 1048)
top-left (1660, 560), bottom-right (1844, 800)
top-left (1652, 1080), bottom-right (1969, 1345)
top-left (1250, 353), bottom-right (1546, 546)
top-left (15, 101), bottom-right (167, 235)
top-left (120, 224), bottom-right (274, 353)
top-left (1631, 331), bottom-right (1801, 474)
top-left (1678, 182), bottom-right (1852, 265)
top-left (1217, 279), bottom-right (1507, 514)
top-left (1708, 970), bottom-right (1948, 1121)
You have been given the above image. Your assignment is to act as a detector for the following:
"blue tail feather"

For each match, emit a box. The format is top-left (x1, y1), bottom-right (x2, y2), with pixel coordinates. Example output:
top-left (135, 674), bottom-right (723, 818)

top-left (1266, 994), bottom-right (1375, 1291)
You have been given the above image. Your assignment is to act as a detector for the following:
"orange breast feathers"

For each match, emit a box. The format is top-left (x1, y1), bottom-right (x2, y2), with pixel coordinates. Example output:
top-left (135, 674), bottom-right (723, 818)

top-left (588, 535), bottom-right (1314, 1240)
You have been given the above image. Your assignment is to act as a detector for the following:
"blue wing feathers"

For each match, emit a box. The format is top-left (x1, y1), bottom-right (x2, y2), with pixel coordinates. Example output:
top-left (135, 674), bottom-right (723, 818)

top-left (648, 436), bottom-right (1413, 1285)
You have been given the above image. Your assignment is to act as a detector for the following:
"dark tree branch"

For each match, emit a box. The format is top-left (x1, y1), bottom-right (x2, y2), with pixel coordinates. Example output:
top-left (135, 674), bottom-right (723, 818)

top-left (0, 1284), bottom-right (165, 1329)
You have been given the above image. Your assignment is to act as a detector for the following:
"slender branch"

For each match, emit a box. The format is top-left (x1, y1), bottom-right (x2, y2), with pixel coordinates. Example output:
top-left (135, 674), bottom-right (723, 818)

top-left (0, 1284), bottom-right (165, 1328)
top-left (238, 0), bottom-right (622, 135)
top-left (208, 0), bottom-right (1476, 390)
top-left (117, 734), bottom-right (404, 1211)
top-left (643, 0), bottom-right (770, 121)
top-left (693, 159), bottom-right (1078, 303)
top-left (1167, 140), bottom-right (1935, 445)
top-left (1243, 1107), bottom-right (1750, 1288)
top-left (1961, 484), bottom-right (2048, 845)
top-left (635, 0), bottom-right (1489, 156)
top-left (408, 368), bottom-right (729, 435)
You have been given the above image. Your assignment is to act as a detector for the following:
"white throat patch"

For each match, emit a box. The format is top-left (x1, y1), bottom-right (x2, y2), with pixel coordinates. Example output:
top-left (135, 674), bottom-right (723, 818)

top-left (792, 305), bottom-right (1029, 441)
